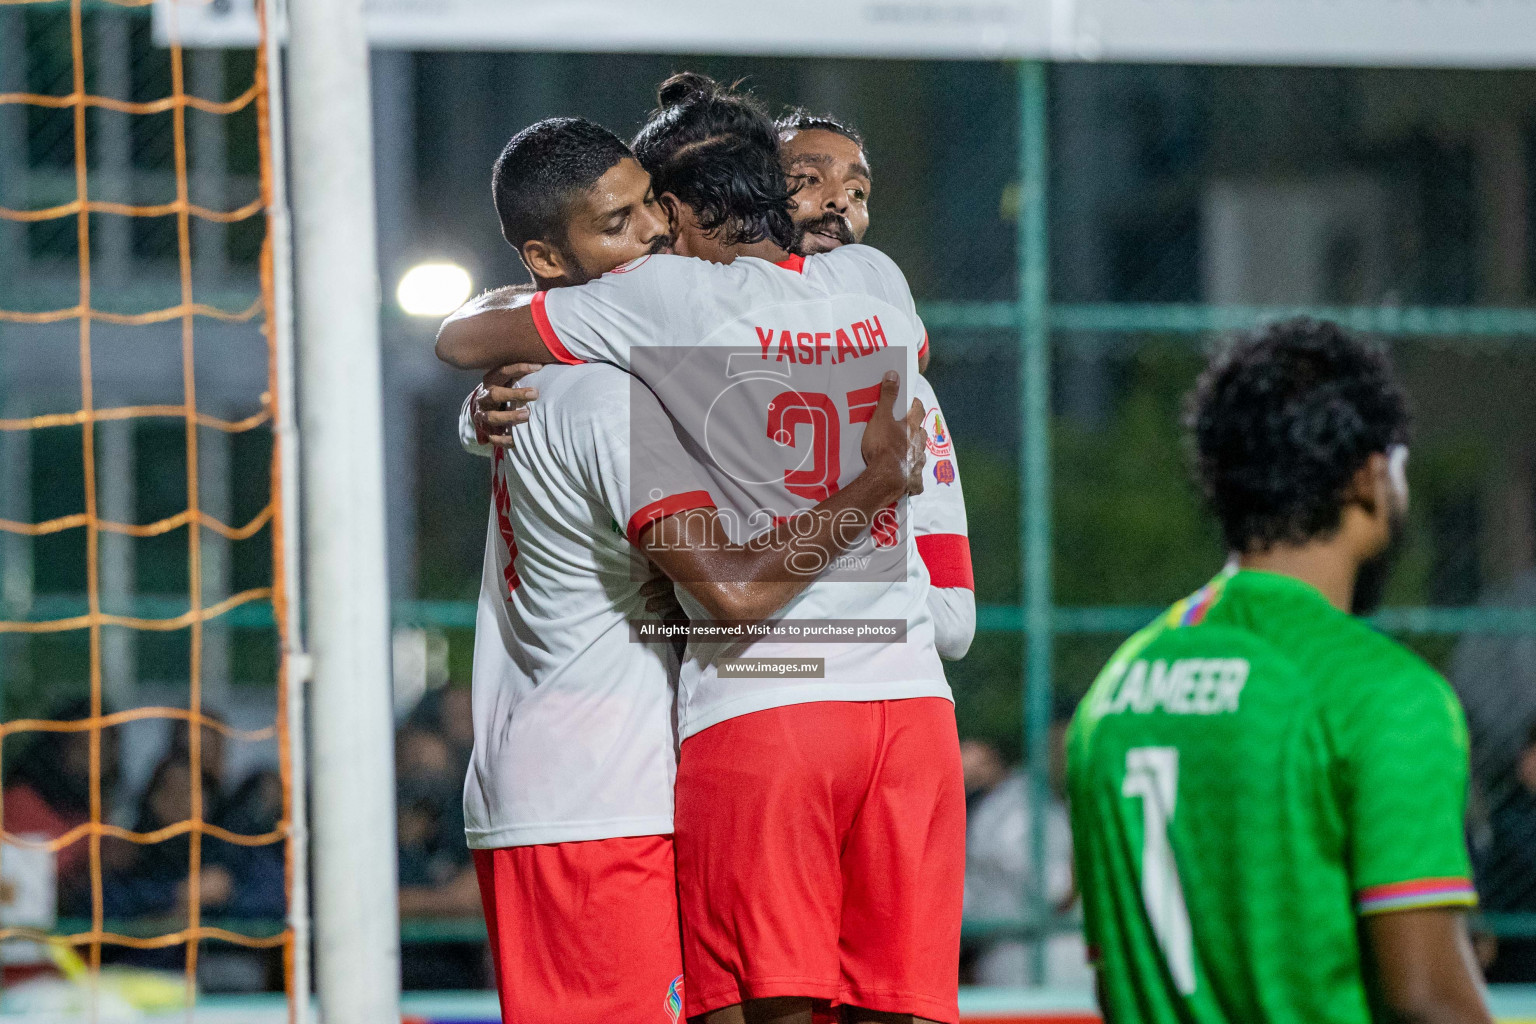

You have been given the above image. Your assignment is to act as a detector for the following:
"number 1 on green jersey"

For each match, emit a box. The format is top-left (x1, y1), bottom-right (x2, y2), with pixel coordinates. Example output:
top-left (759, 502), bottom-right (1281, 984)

top-left (1124, 747), bottom-right (1195, 996)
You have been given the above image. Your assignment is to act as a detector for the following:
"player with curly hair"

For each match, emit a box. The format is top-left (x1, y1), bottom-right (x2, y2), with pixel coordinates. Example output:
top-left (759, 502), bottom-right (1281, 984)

top-left (1066, 318), bottom-right (1493, 1024)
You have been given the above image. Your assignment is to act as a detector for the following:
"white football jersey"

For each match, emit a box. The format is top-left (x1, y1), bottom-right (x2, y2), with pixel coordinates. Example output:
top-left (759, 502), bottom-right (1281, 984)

top-left (464, 363), bottom-right (715, 849)
top-left (458, 370), bottom-right (976, 658)
top-left (536, 245), bottom-right (952, 739)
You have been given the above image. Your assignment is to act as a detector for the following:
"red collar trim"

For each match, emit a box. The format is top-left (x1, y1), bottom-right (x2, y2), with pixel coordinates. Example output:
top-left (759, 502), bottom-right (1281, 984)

top-left (774, 253), bottom-right (806, 274)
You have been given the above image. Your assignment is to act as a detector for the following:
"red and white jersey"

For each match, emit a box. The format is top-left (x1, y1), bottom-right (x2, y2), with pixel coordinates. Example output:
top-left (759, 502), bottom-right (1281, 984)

top-left (911, 373), bottom-right (975, 660)
top-left (457, 370), bottom-right (975, 658)
top-left (535, 244), bottom-right (951, 739)
top-left (464, 363), bottom-right (715, 848)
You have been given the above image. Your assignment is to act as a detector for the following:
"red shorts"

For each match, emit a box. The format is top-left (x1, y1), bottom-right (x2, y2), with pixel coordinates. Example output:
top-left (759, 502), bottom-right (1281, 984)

top-left (473, 835), bottom-right (685, 1024)
top-left (674, 698), bottom-right (965, 1023)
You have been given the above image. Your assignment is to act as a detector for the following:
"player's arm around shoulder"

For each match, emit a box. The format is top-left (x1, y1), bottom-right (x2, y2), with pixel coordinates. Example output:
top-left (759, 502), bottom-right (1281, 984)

top-left (1336, 647), bottom-right (1491, 1024)
top-left (459, 364), bottom-right (543, 457)
top-left (436, 284), bottom-right (560, 370)
top-left (435, 254), bottom-right (697, 370)
top-left (530, 253), bottom-right (718, 369)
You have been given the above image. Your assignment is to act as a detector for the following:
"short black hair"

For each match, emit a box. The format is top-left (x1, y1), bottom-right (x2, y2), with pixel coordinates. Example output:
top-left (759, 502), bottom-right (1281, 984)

top-left (631, 72), bottom-right (796, 250)
top-left (491, 117), bottom-right (633, 251)
top-left (1186, 317), bottom-right (1411, 554)
top-left (775, 108), bottom-right (865, 149)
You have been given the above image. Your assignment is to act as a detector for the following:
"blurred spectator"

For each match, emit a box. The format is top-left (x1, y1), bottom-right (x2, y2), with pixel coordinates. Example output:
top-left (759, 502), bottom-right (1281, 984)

top-left (395, 719), bottom-right (486, 990)
top-left (89, 752), bottom-right (280, 990)
top-left (395, 721), bottom-right (472, 897)
top-left (99, 754), bottom-right (283, 922)
top-left (204, 763), bottom-right (287, 993)
top-left (219, 767), bottom-right (285, 843)
top-left (4, 699), bottom-right (121, 918)
top-left (1451, 569), bottom-right (1536, 812)
top-left (435, 686), bottom-right (475, 767)
top-left (962, 738), bottom-right (1009, 811)
top-left (184, 708), bottom-right (288, 910)
top-left (1478, 720), bottom-right (1536, 982)
top-left (961, 732), bottom-right (1092, 989)
top-left (1451, 568), bottom-right (1536, 982)
top-left (168, 711), bottom-right (229, 792)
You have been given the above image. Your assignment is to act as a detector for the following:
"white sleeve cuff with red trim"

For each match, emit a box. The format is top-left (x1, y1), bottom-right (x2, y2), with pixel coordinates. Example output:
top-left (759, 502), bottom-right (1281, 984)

top-left (626, 490), bottom-right (716, 547)
top-left (530, 290), bottom-right (585, 366)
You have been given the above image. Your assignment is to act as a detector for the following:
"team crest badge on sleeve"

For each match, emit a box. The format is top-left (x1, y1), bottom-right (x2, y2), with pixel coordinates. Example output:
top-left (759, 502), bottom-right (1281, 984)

top-left (923, 407), bottom-right (953, 458)
top-left (665, 974), bottom-right (684, 1023)
top-left (933, 458), bottom-right (956, 486)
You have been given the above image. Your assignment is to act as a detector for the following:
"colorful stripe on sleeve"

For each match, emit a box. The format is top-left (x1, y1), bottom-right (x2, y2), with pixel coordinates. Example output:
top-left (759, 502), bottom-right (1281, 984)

top-left (1356, 877), bottom-right (1477, 915)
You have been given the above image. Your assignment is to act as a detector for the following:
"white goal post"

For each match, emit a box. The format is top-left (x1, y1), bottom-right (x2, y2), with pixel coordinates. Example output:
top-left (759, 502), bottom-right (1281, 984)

top-left (262, 0), bottom-right (402, 1021)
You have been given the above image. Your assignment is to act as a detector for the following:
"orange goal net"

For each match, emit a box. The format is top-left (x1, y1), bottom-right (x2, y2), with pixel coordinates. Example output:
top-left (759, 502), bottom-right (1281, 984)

top-left (0, 0), bottom-right (298, 1013)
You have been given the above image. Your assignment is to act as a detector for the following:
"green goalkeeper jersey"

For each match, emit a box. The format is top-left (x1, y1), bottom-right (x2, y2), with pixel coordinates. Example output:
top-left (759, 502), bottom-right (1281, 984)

top-left (1067, 568), bottom-right (1475, 1024)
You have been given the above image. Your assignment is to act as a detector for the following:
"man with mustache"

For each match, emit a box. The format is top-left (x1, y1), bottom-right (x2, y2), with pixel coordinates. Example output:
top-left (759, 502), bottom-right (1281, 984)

top-left (459, 116), bottom-right (926, 1024)
top-left (1066, 318), bottom-right (1492, 1024)
top-left (776, 110), bottom-right (973, 655)
top-left (776, 111), bottom-right (868, 256)
top-left (465, 107), bottom-right (975, 662)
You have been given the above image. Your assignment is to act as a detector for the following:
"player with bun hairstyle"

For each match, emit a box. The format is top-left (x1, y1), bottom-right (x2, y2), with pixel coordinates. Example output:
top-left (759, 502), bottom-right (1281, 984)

top-left (1067, 318), bottom-right (1493, 1024)
top-left (631, 72), bottom-right (799, 260)
top-left (439, 72), bottom-right (966, 1024)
